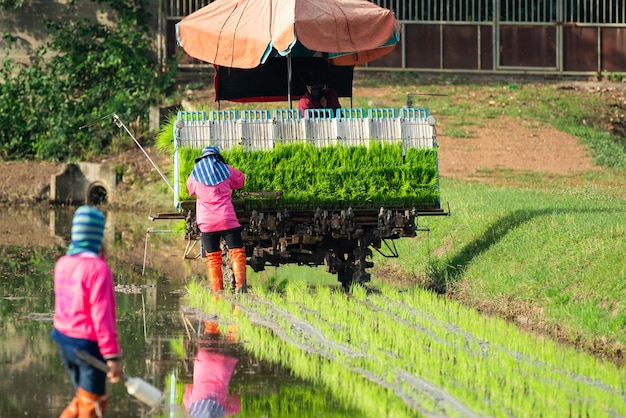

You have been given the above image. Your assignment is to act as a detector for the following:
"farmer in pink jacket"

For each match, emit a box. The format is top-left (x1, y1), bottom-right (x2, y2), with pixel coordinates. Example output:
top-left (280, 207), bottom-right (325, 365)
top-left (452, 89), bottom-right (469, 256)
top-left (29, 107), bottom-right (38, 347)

top-left (51, 206), bottom-right (123, 418)
top-left (187, 145), bottom-right (248, 293)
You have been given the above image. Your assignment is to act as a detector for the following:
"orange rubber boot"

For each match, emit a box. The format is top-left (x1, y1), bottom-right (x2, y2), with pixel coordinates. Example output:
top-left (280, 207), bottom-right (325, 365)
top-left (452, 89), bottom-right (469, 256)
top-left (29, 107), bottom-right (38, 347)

top-left (226, 324), bottom-right (238, 343)
top-left (229, 247), bottom-right (247, 293)
top-left (203, 320), bottom-right (221, 337)
top-left (206, 250), bottom-right (223, 291)
top-left (59, 394), bottom-right (79, 418)
top-left (76, 387), bottom-right (107, 418)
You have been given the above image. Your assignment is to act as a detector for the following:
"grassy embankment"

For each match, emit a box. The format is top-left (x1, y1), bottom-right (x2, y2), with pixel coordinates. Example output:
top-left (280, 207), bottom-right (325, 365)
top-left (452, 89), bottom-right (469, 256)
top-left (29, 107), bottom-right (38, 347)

top-left (353, 74), bottom-right (626, 362)
top-left (383, 178), bottom-right (626, 358)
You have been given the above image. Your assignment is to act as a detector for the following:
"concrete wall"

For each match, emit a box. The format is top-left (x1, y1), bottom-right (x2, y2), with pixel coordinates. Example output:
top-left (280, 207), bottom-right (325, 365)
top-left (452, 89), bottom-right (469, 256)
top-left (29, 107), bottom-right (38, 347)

top-left (0, 0), bottom-right (159, 64)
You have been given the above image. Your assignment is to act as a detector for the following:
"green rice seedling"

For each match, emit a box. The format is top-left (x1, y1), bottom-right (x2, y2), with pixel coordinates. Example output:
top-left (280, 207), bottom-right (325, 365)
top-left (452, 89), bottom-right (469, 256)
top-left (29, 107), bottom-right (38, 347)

top-left (239, 382), bottom-right (363, 417)
top-left (187, 278), bottom-right (626, 417)
top-left (168, 335), bottom-right (185, 359)
top-left (162, 372), bottom-right (186, 407)
top-left (283, 279), bottom-right (309, 303)
top-left (155, 112), bottom-right (179, 155)
top-left (349, 283), bottom-right (368, 301)
top-left (176, 142), bottom-right (440, 209)
top-left (231, 306), bottom-right (419, 418)
top-left (185, 280), bottom-right (235, 320)
top-left (260, 275), bottom-right (289, 294)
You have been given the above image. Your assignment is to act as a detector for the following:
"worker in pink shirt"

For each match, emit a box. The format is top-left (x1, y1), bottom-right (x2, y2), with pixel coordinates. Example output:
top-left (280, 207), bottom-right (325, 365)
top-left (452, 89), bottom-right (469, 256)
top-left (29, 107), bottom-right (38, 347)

top-left (187, 146), bottom-right (248, 293)
top-left (51, 205), bottom-right (123, 417)
top-left (298, 68), bottom-right (341, 116)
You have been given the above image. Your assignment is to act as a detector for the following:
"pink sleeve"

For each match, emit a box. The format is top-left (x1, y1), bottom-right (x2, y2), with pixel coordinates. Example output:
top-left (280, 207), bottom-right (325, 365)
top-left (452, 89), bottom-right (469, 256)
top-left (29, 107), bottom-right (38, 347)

top-left (299, 97), bottom-right (311, 113)
top-left (228, 166), bottom-right (245, 190)
top-left (89, 264), bottom-right (121, 359)
top-left (186, 174), bottom-right (197, 197)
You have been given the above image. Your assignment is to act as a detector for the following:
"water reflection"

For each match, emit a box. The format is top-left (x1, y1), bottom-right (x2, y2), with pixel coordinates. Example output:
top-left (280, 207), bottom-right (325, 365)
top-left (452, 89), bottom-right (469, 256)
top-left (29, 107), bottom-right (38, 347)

top-left (183, 320), bottom-right (241, 417)
top-left (1, 207), bottom-right (353, 417)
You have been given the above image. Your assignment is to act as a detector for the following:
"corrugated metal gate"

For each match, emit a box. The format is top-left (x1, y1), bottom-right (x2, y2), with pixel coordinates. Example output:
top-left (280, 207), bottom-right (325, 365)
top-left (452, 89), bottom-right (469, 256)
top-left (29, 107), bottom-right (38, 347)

top-left (164, 0), bottom-right (211, 67)
top-left (164, 0), bottom-right (626, 74)
top-left (497, 1), bottom-right (560, 71)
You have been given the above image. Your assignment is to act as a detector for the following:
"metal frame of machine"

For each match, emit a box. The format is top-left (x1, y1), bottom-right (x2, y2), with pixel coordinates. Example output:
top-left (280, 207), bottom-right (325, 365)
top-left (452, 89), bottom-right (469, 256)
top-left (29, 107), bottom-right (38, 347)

top-left (150, 107), bottom-right (449, 289)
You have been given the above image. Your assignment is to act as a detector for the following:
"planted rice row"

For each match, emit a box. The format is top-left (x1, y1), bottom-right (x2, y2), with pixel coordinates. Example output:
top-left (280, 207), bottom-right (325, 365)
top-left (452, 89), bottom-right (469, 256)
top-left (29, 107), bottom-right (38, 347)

top-left (216, 281), bottom-right (626, 417)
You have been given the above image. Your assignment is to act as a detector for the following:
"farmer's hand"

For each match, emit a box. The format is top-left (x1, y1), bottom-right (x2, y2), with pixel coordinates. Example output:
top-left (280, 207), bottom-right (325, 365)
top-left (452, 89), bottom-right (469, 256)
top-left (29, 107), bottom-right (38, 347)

top-left (107, 359), bottom-right (124, 383)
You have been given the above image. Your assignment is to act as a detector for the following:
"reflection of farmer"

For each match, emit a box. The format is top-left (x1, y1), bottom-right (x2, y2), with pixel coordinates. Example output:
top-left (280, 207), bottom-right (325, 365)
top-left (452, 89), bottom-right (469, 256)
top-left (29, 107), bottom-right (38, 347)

top-left (298, 69), bottom-right (341, 114)
top-left (184, 320), bottom-right (241, 418)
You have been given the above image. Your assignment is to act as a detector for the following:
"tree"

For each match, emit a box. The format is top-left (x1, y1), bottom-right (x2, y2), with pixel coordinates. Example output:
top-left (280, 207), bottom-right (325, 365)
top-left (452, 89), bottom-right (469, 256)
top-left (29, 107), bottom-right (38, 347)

top-left (0, 0), bottom-right (177, 160)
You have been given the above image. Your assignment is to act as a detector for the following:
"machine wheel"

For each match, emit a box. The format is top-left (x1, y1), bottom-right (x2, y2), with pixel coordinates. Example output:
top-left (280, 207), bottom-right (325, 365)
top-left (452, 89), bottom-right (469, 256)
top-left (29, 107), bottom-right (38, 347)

top-left (337, 265), bottom-right (355, 292)
top-left (336, 245), bottom-right (373, 292)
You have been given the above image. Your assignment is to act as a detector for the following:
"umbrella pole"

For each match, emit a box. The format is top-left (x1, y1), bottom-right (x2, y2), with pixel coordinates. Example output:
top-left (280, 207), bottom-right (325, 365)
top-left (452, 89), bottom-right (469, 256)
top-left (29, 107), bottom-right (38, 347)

top-left (287, 54), bottom-right (292, 109)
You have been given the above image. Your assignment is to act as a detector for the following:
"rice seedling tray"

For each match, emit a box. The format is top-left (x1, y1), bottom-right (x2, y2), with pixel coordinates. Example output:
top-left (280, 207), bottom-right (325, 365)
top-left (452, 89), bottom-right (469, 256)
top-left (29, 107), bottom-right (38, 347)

top-left (155, 109), bottom-right (449, 289)
top-left (178, 142), bottom-right (442, 212)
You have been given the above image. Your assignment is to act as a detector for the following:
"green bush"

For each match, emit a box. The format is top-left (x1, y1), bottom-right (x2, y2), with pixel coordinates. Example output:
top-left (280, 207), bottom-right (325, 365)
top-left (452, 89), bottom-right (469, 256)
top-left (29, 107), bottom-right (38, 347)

top-left (0, 0), bottom-right (23, 9)
top-left (0, 0), bottom-right (177, 161)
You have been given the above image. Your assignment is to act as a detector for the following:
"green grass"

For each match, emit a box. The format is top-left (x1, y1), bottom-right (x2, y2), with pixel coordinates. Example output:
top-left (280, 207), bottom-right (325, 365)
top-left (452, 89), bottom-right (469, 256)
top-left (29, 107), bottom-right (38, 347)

top-left (373, 177), bottom-right (626, 360)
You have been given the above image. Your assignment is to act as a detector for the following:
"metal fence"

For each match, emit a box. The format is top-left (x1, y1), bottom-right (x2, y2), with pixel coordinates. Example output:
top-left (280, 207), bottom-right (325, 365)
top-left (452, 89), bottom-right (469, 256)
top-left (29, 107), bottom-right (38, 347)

top-left (562, 0), bottom-right (626, 24)
top-left (165, 0), bottom-right (626, 73)
top-left (372, 0), bottom-right (626, 24)
top-left (375, 0), bottom-right (493, 22)
top-left (166, 0), bottom-right (211, 17)
top-left (166, 0), bottom-right (626, 24)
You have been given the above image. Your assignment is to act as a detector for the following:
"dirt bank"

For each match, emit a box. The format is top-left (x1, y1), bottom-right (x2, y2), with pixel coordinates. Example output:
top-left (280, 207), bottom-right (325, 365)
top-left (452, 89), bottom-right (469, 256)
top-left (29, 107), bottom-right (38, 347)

top-left (0, 115), bottom-right (605, 206)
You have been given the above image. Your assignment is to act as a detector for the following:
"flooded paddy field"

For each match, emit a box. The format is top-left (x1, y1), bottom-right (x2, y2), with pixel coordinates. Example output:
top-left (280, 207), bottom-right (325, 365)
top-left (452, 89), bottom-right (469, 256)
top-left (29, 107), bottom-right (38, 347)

top-left (2, 206), bottom-right (625, 417)
top-left (188, 276), bottom-right (626, 418)
top-left (0, 207), bottom-right (354, 417)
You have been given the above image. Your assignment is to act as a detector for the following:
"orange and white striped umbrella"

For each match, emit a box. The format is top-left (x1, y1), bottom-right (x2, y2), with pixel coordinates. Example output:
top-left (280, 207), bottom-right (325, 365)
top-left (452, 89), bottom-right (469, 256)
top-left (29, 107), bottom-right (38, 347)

top-left (176, 0), bottom-right (400, 69)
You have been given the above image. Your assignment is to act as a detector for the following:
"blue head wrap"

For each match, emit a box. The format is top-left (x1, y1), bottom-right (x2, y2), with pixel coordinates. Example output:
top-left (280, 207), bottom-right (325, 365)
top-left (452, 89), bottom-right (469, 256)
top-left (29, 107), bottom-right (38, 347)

top-left (188, 397), bottom-right (226, 418)
top-left (67, 206), bottom-right (105, 256)
top-left (192, 146), bottom-right (230, 186)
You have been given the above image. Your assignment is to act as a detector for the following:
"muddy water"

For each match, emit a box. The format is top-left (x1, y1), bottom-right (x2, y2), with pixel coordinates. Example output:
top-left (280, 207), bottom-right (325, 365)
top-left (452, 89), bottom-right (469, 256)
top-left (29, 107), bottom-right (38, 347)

top-left (0, 206), bottom-right (354, 418)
